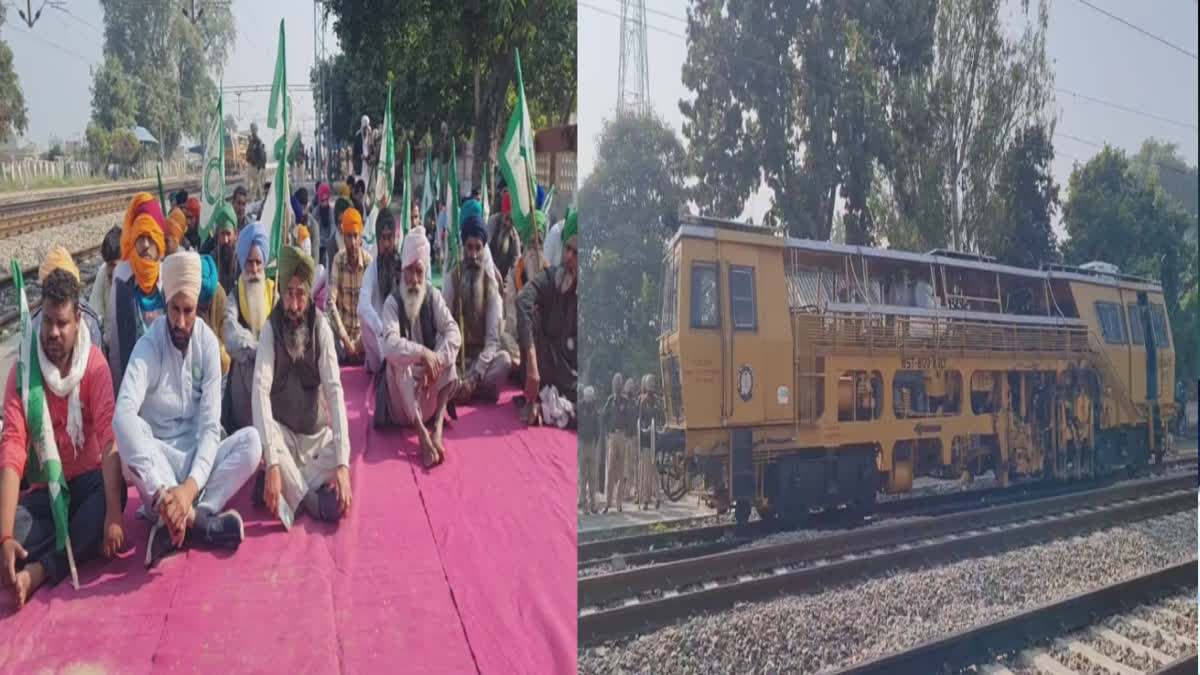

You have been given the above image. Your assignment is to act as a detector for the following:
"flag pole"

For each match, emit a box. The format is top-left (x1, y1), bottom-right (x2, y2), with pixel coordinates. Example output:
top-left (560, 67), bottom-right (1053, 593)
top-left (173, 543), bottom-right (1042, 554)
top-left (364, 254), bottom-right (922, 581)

top-left (65, 534), bottom-right (79, 590)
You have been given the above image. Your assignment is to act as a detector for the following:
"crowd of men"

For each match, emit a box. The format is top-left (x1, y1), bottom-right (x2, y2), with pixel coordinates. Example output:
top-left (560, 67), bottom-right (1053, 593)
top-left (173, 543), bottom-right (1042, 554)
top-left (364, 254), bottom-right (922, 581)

top-left (1, 172), bottom-right (578, 608)
top-left (577, 372), bottom-right (664, 514)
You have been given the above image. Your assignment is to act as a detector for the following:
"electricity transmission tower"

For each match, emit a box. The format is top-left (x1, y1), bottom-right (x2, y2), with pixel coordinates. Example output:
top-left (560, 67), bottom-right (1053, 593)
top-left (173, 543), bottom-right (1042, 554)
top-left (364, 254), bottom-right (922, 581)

top-left (616, 0), bottom-right (650, 116)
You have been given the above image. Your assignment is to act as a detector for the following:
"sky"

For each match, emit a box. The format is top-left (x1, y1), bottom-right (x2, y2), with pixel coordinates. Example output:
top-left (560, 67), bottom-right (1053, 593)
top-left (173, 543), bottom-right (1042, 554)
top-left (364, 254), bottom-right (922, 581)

top-left (577, 0), bottom-right (1200, 233)
top-left (1, 0), bottom-right (337, 147)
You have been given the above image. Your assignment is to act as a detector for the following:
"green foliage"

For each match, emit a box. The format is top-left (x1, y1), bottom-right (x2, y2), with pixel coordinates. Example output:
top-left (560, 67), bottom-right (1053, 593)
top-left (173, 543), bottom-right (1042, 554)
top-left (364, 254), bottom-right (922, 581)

top-left (90, 55), bottom-right (138, 132)
top-left (981, 122), bottom-right (1060, 269)
top-left (95, 0), bottom-right (235, 158)
top-left (0, 6), bottom-right (29, 143)
top-left (321, 0), bottom-right (575, 176)
top-left (110, 129), bottom-right (141, 175)
top-left (578, 113), bottom-right (687, 389)
top-left (41, 145), bottom-right (64, 161)
top-left (85, 124), bottom-right (112, 173)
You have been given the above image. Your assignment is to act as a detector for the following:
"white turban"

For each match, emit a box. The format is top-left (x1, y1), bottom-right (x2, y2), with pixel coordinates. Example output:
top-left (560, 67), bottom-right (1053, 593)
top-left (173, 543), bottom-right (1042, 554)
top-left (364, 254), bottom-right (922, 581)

top-left (161, 250), bottom-right (202, 302)
top-left (362, 115), bottom-right (370, 128)
top-left (402, 226), bottom-right (431, 272)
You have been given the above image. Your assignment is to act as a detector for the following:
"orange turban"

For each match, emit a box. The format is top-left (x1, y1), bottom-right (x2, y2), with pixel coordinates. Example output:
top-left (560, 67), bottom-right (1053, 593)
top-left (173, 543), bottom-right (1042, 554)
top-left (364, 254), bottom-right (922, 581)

top-left (122, 192), bottom-right (166, 261)
top-left (127, 213), bottom-right (164, 295)
top-left (341, 207), bottom-right (363, 234)
top-left (296, 224), bottom-right (310, 242)
top-left (184, 196), bottom-right (201, 223)
top-left (39, 246), bottom-right (80, 284)
top-left (166, 208), bottom-right (187, 244)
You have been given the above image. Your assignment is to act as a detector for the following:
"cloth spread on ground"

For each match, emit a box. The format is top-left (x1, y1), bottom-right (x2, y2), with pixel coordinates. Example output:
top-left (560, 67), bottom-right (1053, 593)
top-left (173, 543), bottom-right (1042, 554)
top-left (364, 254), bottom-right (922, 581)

top-left (0, 369), bottom-right (577, 674)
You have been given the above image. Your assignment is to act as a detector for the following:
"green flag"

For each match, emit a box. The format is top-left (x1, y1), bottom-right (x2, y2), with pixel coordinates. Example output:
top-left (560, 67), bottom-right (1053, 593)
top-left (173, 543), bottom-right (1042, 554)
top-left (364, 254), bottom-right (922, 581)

top-left (542, 185), bottom-right (555, 215)
top-left (444, 138), bottom-right (461, 279)
top-left (421, 148), bottom-right (435, 221)
top-left (261, 19), bottom-right (289, 274)
top-left (497, 47), bottom-right (539, 248)
top-left (401, 142), bottom-right (411, 236)
top-left (199, 89), bottom-right (225, 243)
top-left (12, 260), bottom-right (78, 588)
top-left (156, 165), bottom-right (167, 217)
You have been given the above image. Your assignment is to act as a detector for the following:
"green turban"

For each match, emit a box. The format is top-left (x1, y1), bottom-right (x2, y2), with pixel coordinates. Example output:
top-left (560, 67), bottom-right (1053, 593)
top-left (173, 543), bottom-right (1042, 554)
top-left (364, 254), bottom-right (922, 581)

top-left (214, 203), bottom-right (237, 232)
top-left (277, 245), bottom-right (316, 294)
top-left (562, 209), bottom-right (577, 245)
top-left (521, 210), bottom-right (548, 247)
top-left (460, 198), bottom-right (483, 226)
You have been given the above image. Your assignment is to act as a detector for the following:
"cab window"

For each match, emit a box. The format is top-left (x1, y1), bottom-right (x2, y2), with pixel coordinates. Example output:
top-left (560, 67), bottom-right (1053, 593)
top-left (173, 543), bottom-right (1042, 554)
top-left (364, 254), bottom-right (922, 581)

top-left (729, 265), bottom-right (757, 331)
top-left (1094, 301), bottom-right (1127, 345)
top-left (1150, 303), bottom-right (1170, 348)
top-left (662, 252), bottom-right (680, 334)
top-left (1127, 303), bottom-right (1145, 345)
top-left (690, 262), bottom-right (720, 328)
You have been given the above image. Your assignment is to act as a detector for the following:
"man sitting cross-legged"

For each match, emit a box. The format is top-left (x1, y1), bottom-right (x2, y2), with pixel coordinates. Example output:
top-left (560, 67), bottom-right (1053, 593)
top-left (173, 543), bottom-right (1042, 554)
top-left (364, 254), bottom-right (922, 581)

top-left (0, 269), bottom-right (126, 609)
top-left (252, 246), bottom-right (352, 525)
top-left (114, 251), bottom-right (263, 568)
top-left (375, 226), bottom-right (462, 468)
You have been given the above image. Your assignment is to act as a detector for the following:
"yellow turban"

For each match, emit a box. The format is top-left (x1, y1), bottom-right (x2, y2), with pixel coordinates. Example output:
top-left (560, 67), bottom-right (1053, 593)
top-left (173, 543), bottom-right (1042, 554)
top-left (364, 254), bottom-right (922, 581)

top-left (127, 213), bottom-right (165, 295)
top-left (296, 224), bottom-right (310, 243)
top-left (39, 246), bottom-right (80, 284)
top-left (341, 207), bottom-right (363, 234)
top-left (166, 208), bottom-right (187, 244)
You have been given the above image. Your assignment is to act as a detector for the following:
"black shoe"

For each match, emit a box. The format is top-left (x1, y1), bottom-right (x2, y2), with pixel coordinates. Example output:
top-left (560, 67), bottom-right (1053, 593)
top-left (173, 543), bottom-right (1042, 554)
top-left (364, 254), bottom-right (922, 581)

top-left (316, 486), bottom-right (341, 522)
top-left (253, 469), bottom-right (266, 507)
top-left (145, 517), bottom-right (180, 569)
top-left (197, 510), bottom-right (245, 549)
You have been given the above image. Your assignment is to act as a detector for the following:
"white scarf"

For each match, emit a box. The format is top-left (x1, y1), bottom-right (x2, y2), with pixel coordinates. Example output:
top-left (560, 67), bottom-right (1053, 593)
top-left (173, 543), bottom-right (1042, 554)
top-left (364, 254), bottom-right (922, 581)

top-left (36, 318), bottom-right (91, 454)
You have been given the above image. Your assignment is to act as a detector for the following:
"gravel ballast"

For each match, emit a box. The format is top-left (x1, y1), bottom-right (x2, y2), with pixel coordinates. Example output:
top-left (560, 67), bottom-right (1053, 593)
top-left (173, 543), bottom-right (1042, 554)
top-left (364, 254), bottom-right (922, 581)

top-left (577, 509), bottom-right (1196, 675)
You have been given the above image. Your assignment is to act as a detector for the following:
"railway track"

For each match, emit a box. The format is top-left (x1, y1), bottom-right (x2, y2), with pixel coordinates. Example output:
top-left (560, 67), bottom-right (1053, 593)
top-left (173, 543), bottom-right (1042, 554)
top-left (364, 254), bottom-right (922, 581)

top-left (576, 471), bottom-right (1196, 646)
top-left (0, 261), bottom-right (101, 330)
top-left (578, 458), bottom-right (1197, 569)
top-left (835, 559), bottom-right (1197, 674)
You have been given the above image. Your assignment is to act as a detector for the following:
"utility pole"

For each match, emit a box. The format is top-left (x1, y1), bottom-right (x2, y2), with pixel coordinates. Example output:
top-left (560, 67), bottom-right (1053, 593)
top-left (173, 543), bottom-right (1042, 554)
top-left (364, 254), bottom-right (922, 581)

top-left (181, 0), bottom-right (203, 23)
top-left (616, 0), bottom-right (650, 117)
top-left (18, 0), bottom-right (64, 28)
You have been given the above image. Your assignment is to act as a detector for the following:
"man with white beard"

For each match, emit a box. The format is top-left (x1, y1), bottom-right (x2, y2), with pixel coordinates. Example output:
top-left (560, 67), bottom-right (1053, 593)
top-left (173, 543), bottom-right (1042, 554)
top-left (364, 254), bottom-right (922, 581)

top-left (516, 210), bottom-right (578, 424)
top-left (442, 211), bottom-right (512, 404)
top-left (252, 246), bottom-right (351, 526)
top-left (222, 222), bottom-right (275, 431)
top-left (375, 226), bottom-right (462, 469)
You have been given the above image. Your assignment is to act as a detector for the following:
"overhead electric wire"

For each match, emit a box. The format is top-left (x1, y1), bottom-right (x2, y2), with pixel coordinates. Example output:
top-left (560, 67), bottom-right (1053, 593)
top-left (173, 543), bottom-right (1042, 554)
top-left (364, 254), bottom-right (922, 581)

top-left (1073, 0), bottom-right (1198, 61)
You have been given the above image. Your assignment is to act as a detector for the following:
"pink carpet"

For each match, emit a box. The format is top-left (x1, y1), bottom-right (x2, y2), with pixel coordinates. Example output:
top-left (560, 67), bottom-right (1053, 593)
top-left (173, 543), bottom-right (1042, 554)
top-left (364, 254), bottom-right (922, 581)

top-left (0, 368), bottom-right (578, 674)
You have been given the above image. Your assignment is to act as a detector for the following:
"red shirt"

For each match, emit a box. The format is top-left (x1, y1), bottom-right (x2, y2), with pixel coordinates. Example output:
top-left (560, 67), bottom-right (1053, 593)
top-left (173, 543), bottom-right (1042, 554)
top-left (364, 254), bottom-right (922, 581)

top-left (0, 346), bottom-right (115, 483)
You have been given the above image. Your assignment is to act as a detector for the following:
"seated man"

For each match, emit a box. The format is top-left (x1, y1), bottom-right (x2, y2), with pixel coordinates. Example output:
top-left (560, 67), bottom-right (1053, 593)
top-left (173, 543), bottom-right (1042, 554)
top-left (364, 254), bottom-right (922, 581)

top-left (516, 210), bottom-right (578, 423)
top-left (108, 193), bottom-right (167, 392)
top-left (36, 247), bottom-right (103, 352)
top-left (223, 222), bottom-right (275, 431)
top-left (327, 207), bottom-right (372, 365)
top-left (196, 255), bottom-right (231, 379)
top-left (442, 211), bottom-right (512, 404)
top-left (201, 203), bottom-right (240, 295)
top-left (165, 208), bottom-right (187, 255)
top-left (252, 246), bottom-right (351, 525)
top-left (375, 226), bottom-right (462, 468)
top-left (88, 225), bottom-right (123, 348)
top-left (184, 197), bottom-right (202, 250)
top-left (356, 207), bottom-right (399, 374)
top-left (0, 269), bottom-right (125, 609)
top-left (115, 251), bottom-right (262, 568)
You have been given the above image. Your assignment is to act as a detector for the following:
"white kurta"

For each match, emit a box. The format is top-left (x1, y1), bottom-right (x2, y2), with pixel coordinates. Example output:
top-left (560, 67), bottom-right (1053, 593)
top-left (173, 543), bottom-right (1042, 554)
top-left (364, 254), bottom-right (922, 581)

top-left (380, 287), bottom-right (461, 424)
top-left (251, 313), bottom-right (349, 513)
top-left (114, 317), bottom-right (262, 516)
top-left (441, 268), bottom-right (510, 386)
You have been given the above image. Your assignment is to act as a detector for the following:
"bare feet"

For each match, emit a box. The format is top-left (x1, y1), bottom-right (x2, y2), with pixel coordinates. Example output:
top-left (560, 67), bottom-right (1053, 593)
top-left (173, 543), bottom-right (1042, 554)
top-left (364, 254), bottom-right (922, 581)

top-left (432, 434), bottom-right (447, 465)
top-left (10, 563), bottom-right (45, 610)
top-left (420, 434), bottom-right (440, 469)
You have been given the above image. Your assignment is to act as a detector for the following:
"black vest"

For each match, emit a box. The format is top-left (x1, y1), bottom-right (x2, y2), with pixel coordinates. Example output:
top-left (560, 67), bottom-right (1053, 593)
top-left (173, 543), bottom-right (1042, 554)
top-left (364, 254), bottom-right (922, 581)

top-left (391, 284), bottom-right (437, 350)
top-left (268, 301), bottom-right (328, 435)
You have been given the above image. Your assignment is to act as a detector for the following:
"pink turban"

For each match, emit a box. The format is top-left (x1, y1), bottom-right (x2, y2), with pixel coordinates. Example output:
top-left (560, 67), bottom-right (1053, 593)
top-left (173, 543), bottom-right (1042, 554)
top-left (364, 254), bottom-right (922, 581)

top-left (161, 250), bottom-right (202, 303)
top-left (401, 225), bottom-right (431, 272)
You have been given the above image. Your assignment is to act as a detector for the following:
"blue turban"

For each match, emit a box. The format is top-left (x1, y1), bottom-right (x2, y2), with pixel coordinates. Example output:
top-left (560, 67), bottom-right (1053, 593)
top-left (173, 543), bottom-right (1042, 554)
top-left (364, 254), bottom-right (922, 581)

top-left (237, 221), bottom-right (269, 270)
top-left (459, 198), bottom-right (482, 225)
top-left (535, 185), bottom-right (546, 210)
top-left (199, 254), bottom-right (218, 305)
top-left (460, 215), bottom-right (487, 245)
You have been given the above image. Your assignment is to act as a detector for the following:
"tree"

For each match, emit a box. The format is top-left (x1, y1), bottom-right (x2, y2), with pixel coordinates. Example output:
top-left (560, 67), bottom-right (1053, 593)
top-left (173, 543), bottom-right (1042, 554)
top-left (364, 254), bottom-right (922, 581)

top-left (680, 0), bottom-right (936, 240)
top-left (85, 124), bottom-right (112, 174)
top-left (322, 0), bottom-right (575, 179)
top-left (96, 0), bottom-right (236, 157)
top-left (90, 55), bottom-right (138, 132)
top-left (981, 122), bottom-right (1059, 269)
top-left (0, 6), bottom-right (29, 143)
top-left (877, 0), bottom-right (1055, 252)
top-left (223, 113), bottom-right (238, 136)
top-left (579, 113), bottom-right (687, 388)
top-left (109, 128), bottom-right (141, 176)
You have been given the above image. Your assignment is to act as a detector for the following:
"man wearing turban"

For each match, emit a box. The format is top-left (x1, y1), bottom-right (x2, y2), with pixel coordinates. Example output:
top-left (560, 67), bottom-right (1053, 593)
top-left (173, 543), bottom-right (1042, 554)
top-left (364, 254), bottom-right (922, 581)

top-left (516, 209), bottom-right (578, 425)
top-left (114, 251), bottom-right (263, 568)
top-left (356, 207), bottom-right (399, 374)
top-left (442, 210), bottom-right (512, 405)
top-left (183, 197), bottom-right (202, 249)
top-left (375, 226), bottom-right (462, 468)
top-left (313, 182), bottom-right (338, 268)
top-left (327, 207), bottom-right (372, 365)
top-left (200, 202), bottom-right (241, 295)
top-left (0, 266), bottom-right (126, 608)
top-left (577, 385), bottom-right (600, 513)
top-left (636, 374), bottom-right (664, 510)
top-left (252, 246), bottom-right (352, 526)
top-left (196, 254), bottom-right (230, 378)
top-left (165, 208), bottom-right (187, 256)
top-left (108, 194), bottom-right (167, 392)
top-left (222, 222), bottom-right (275, 431)
top-left (34, 247), bottom-right (103, 350)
